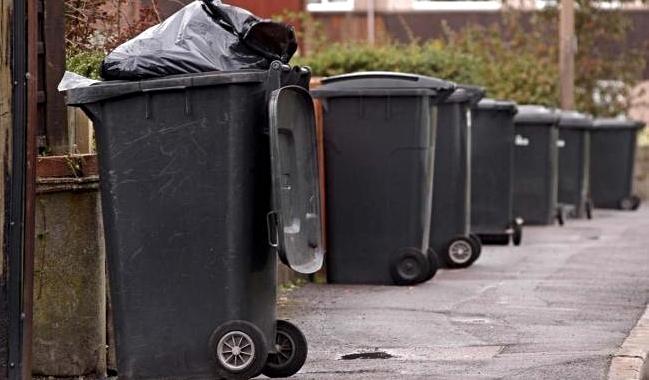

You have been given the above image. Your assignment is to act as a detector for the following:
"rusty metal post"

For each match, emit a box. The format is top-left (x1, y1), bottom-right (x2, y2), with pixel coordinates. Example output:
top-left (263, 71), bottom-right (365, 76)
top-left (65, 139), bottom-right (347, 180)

top-left (3, 0), bottom-right (36, 379)
top-left (23, 0), bottom-right (38, 378)
top-left (6, 0), bottom-right (29, 379)
top-left (0, 0), bottom-right (14, 378)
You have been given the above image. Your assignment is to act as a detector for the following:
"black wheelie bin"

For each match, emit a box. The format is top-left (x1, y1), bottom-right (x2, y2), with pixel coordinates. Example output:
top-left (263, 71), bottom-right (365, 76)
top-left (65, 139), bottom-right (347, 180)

top-left (557, 111), bottom-right (594, 219)
top-left (430, 85), bottom-right (485, 268)
top-left (311, 72), bottom-right (456, 285)
top-left (470, 99), bottom-right (523, 246)
top-left (512, 105), bottom-right (564, 225)
top-left (66, 63), bottom-right (324, 380)
top-left (590, 118), bottom-right (646, 210)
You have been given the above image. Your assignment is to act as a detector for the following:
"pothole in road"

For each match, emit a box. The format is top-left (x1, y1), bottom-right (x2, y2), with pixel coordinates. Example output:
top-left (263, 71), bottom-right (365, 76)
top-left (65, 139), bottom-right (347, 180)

top-left (340, 351), bottom-right (395, 360)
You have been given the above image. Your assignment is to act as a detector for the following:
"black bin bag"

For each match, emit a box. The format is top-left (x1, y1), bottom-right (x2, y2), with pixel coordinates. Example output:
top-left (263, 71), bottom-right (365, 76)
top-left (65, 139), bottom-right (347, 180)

top-left (101, 0), bottom-right (298, 80)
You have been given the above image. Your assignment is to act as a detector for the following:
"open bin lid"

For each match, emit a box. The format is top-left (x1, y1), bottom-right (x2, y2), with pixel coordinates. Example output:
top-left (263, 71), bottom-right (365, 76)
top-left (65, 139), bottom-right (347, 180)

top-left (558, 110), bottom-right (594, 129)
top-left (443, 84), bottom-right (486, 105)
top-left (311, 71), bottom-right (456, 102)
top-left (593, 117), bottom-right (646, 130)
top-left (474, 98), bottom-right (518, 114)
top-left (514, 104), bottom-right (560, 126)
top-left (267, 86), bottom-right (324, 274)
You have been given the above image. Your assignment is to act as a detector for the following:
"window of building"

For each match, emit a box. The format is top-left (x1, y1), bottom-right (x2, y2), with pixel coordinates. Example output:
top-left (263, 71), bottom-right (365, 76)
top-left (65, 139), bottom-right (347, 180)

top-left (307, 0), bottom-right (354, 12)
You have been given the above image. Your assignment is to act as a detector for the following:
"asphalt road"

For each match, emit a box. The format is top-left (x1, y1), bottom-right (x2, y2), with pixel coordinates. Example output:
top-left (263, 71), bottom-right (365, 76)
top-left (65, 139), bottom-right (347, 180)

top-left (275, 206), bottom-right (649, 379)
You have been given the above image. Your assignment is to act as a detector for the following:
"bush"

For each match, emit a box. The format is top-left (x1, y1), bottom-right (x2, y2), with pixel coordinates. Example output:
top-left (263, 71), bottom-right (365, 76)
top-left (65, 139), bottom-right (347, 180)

top-left (294, 40), bottom-right (483, 85)
top-left (66, 50), bottom-right (104, 79)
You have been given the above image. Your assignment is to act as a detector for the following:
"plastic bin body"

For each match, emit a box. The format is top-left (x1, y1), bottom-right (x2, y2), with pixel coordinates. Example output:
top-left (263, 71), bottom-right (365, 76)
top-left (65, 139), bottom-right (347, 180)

top-left (557, 112), bottom-right (593, 218)
top-left (67, 68), bottom-right (323, 380)
top-left (590, 118), bottom-right (646, 209)
top-left (513, 106), bottom-right (560, 225)
top-left (470, 99), bottom-right (518, 238)
top-left (430, 86), bottom-right (485, 263)
top-left (312, 72), bottom-right (455, 285)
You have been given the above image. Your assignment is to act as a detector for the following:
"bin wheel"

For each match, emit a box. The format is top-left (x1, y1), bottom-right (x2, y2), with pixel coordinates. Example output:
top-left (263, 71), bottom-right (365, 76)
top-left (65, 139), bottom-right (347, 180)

top-left (512, 223), bottom-right (523, 246)
top-left (422, 249), bottom-right (440, 282)
top-left (467, 234), bottom-right (482, 264)
top-left (209, 320), bottom-right (268, 380)
top-left (619, 196), bottom-right (640, 211)
top-left (262, 320), bottom-right (308, 378)
top-left (585, 199), bottom-right (593, 220)
top-left (443, 236), bottom-right (477, 269)
top-left (390, 248), bottom-right (430, 286)
top-left (469, 234), bottom-right (482, 256)
top-left (556, 208), bottom-right (565, 226)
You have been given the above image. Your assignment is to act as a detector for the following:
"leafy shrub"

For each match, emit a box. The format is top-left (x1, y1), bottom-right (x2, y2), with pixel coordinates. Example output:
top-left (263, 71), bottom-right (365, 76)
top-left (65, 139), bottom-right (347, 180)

top-left (66, 50), bottom-right (105, 79)
top-left (294, 40), bottom-right (483, 85)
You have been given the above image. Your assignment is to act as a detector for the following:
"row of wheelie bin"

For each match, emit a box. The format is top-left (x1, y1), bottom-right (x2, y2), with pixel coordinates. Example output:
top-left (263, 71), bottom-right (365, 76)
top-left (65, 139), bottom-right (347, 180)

top-left (311, 71), bottom-right (646, 288)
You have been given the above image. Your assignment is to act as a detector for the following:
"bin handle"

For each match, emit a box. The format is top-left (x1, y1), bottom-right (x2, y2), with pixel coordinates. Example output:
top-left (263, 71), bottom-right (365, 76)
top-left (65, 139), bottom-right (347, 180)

top-left (266, 211), bottom-right (279, 248)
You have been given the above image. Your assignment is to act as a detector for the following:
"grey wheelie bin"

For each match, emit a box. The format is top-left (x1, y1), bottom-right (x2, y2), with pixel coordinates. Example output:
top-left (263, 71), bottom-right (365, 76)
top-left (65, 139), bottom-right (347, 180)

top-left (430, 85), bottom-right (485, 268)
top-left (66, 63), bottom-right (324, 380)
top-left (470, 99), bottom-right (523, 246)
top-left (590, 118), bottom-right (646, 210)
top-left (513, 105), bottom-right (564, 225)
top-left (311, 72), bottom-right (456, 285)
top-left (557, 111), bottom-right (594, 219)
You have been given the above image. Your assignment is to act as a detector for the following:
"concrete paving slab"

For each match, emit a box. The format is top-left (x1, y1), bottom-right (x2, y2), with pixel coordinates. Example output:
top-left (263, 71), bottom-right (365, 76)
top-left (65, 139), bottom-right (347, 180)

top-left (275, 206), bottom-right (649, 379)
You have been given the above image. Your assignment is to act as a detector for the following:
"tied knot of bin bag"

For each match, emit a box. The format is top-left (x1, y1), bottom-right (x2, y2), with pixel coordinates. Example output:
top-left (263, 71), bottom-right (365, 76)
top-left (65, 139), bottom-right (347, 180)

top-left (100, 0), bottom-right (298, 80)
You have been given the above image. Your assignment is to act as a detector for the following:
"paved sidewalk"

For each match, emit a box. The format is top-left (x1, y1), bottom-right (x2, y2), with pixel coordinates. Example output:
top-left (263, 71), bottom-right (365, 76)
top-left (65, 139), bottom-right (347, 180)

top-left (276, 206), bottom-right (649, 380)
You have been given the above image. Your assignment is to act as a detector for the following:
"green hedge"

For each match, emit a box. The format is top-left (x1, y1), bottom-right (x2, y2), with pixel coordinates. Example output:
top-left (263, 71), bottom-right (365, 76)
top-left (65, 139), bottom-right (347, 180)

top-left (293, 41), bottom-right (482, 86)
top-left (66, 50), bottom-right (104, 80)
top-left (294, 38), bottom-right (560, 109)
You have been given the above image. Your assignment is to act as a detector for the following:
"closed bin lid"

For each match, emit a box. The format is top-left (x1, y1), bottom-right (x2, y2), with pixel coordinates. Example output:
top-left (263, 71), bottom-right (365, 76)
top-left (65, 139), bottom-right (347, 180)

top-left (311, 71), bottom-right (456, 102)
top-left (514, 104), bottom-right (560, 126)
top-left (558, 110), bottom-right (594, 129)
top-left (593, 117), bottom-right (646, 130)
top-left (267, 86), bottom-right (324, 274)
top-left (66, 70), bottom-right (268, 106)
top-left (474, 98), bottom-right (518, 114)
top-left (443, 84), bottom-right (486, 105)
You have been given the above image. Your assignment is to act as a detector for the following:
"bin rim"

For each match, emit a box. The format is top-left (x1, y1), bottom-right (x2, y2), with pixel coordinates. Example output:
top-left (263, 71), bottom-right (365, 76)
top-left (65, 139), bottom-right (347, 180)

top-left (311, 71), bottom-right (456, 101)
top-left (66, 69), bottom-right (269, 105)
top-left (474, 98), bottom-right (518, 114)
top-left (593, 117), bottom-right (646, 130)
top-left (514, 104), bottom-right (560, 126)
top-left (558, 110), bottom-right (594, 129)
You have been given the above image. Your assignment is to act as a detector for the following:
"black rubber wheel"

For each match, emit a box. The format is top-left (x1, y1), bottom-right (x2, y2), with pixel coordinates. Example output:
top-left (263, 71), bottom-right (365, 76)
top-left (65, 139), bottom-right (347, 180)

top-left (209, 320), bottom-right (268, 380)
top-left (390, 248), bottom-right (430, 286)
top-left (512, 223), bottom-right (523, 246)
top-left (619, 197), bottom-right (635, 211)
top-left (262, 320), bottom-right (308, 378)
top-left (443, 236), bottom-right (477, 269)
top-left (556, 207), bottom-right (565, 226)
top-left (631, 195), bottom-right (641, 211)
top-left (469, 234), bottom-right (482, 256)
top-left (422, 249), bottom-right (439, 282)
top-left (585, 199), bottom-right (593, 220)
top-left (467, 234), bottom-right (482, 265)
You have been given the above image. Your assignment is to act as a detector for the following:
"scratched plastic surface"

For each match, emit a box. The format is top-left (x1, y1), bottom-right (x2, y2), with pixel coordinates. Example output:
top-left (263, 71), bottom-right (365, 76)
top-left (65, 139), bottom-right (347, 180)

top-left (66, 67), bottom-right (313, 380)
top-left (267, 86), bottom-right (324, 274)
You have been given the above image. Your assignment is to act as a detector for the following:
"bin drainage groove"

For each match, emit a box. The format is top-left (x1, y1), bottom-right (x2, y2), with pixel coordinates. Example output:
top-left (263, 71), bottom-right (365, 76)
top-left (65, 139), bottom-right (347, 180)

top-left (340, 351), bottom-right (396, 360)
